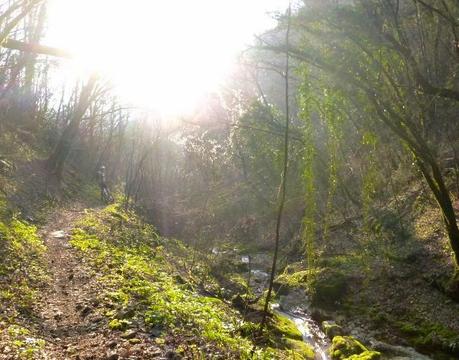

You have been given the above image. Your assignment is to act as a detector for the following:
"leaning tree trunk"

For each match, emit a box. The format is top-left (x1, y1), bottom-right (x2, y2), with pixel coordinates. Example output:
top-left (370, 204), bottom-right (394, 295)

top-left (416, 157), bottom-right (459, 270)
top-left (47, 74), bottom-right (98, 179)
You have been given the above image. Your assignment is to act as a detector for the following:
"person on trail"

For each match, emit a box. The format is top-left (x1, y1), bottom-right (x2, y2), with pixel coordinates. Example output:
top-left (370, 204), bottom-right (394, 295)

top-left (97, 165), bottom-right (110, 202)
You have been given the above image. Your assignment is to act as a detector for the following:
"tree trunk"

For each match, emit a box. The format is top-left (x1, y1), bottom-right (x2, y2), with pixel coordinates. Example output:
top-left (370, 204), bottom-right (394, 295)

top-left (47, 75), bottom-right (97, 179)
top-left (259, 3), bottom-right (292, 332)
top-left (417, 157), bottom-right (459, 270)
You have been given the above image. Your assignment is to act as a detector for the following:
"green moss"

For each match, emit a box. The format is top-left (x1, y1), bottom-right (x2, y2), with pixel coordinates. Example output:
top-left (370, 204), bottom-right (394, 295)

top-left (272, 313), bottom-right (303, 341)
top-left (267, 313), bottom-right (315, 359)
top-left (0, 216), bottom-right (47, 312)
top-left (285, 339), bottom-right (315, 359)
top-left (69, 205), bottom-right (323, 358)
top-left (70, 206), bottom-right (255, 357)
top-left (108, 319), bottom-right (130, 331)
top-left (330, 336), bottom-right (380, 360)
top-left (311, 269), bottom-right (348, 307)
top-left (276, 269), bottom-right (319, 289)
top-left (397, 320), bottom-right (459, 353)
top-left (322, 321), bottom-right (343, 339)
top-left (345, 351), bottom-right (381, 359)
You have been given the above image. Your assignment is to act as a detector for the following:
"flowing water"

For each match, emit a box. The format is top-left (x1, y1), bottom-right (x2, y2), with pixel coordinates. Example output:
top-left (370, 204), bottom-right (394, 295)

top-left (238, 253), bottom-right (433, 360)
top-left (272, 303), bottom-right (330, 360)
top-left (243, 260), bottom-right (331, 359)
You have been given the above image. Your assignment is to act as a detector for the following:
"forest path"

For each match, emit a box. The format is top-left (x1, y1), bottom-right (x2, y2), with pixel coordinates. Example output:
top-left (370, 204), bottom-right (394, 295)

top-left (32, 204), bottom-right (162, 359)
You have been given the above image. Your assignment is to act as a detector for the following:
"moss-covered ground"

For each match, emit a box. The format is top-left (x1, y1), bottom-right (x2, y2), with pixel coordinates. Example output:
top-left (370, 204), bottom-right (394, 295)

top-left (0, 194), bottom-right (49, 358)
top-left (69, 203), bottom-right (315, 359)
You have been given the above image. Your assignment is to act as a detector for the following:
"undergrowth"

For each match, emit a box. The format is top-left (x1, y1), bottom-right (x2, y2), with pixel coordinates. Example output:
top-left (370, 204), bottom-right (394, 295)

top-left (0, 194), bottom-right (49, 358)
top-left (70, 204), bottom-right (313, 359)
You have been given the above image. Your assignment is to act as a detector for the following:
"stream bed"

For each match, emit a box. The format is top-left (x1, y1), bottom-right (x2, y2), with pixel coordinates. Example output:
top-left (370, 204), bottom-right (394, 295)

top-left (272, 303), bottom-right (330, 360)
top-left (241, 255), bottom-right (432, 360)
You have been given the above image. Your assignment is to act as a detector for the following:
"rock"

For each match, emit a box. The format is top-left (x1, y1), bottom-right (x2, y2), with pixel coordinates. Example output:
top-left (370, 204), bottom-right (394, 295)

top-left (322, 320), bottom-right (343, 339)
top-left (92, 315), bottom-right (104, 323)
top-left (121, 329), bottom-right (137, 339)
top-left (51, 230), bottom-right (66, 238)
top-left (311, 269), bottom-right (350, 308)
top-left (81, 306), bottom-right (92, 317)
top-left (165, 350), bottom-right (182, 359)
top-left (310, 307), bottom-right (332, 323)
top-left (107, 340), bottom-right (118, 348)
top-left (330, 336), bottom-right (381, 360)
top-left (231, 294), bottom-right (246, 310)
top-left (54, 310), bottom-right (63, 321)
top-left (105, 353), bottom-right (119, 360)
top-left (278, 289), bottom-right (309, 312)
top-left (128, 338), bottom-right (141, 344)
top-left (150, 326), bottom-right (163, 338)
top-left (117, 307), bottom-right (135, 319)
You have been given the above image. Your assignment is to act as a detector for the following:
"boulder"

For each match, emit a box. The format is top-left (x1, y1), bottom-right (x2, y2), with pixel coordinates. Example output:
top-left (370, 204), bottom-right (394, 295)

top-left (330, 336), bottom-right (381, 360)
top-left (322, 320), bottom-right (343, 339)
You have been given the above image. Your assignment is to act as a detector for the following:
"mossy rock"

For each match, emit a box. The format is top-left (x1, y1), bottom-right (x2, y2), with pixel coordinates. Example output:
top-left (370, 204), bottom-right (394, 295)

top-left (311, 269), bottom-right (348, 307)
top-left (345, 351), bottom-right (381, 360)
top-left (108, 318), bottom-right (130, 331)
top-left (330, 336), bottom-right (380, 360)
top-left (268, 313), bottom-right (315, 358)
top-left (272, 313), bottom-right (303, 341)
top-left (398, 320), bottom-right (459, 355)
top-left (322, 321), bottom-right (343, 339)
top-left (285, 339), bottom-right (315, 359)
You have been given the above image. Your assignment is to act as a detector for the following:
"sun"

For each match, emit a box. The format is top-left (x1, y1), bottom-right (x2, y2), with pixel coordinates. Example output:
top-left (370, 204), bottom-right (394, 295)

top-left (45, 0), bottom-right (288, 116)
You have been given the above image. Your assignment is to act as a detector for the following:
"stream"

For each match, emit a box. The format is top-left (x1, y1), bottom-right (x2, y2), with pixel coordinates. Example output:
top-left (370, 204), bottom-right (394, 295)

top-left (240, 254), bottom-right (432, 360)
top-left (244, 261), bottom-right (331, 360)
top-left (272, 303), bottom-right (330, 360)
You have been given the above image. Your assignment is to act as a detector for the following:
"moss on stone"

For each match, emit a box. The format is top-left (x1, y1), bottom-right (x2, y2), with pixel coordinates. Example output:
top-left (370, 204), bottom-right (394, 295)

top-left (345, 350), bottom-right (381, 359)
top-left (322, 321), bottom-right (343, 339)
top-left (311, 269), bottom-right (348, 307)
top-left (330, 336), bottom-right (380, 360)
top-left (398, 320), bottom-right (459, 355)
top-left (272, 313), bottom-right (303, 341)
top-left (285, 338), bottom-right (315, 359)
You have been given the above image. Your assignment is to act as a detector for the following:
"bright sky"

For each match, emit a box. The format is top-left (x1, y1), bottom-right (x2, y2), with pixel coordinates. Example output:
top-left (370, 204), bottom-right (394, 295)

top-left (45, 0), bottom-right (289, 116)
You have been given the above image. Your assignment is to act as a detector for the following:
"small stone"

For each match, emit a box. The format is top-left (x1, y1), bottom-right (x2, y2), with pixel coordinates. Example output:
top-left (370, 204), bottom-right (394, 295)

top-left (51, 230), bottom-right (66, 238)
top-left (150, 327), bottom-right (162, 338)
top-left (107, 341), bottom-right (118, 348)
top-left (120, 329), bottom-right (137, 339)
top-left (165, 350), bottom-right (182, 359)
top-left (128, 338), bottom-right (141, 344)
top-left (54, 311), bottom-right (63, 321)
top-left (92, 315), bottom-right (104, 323)
top-left (81, 306), bottom-right (92, 317)
top-left (151, 349), bottom-right (162, 356)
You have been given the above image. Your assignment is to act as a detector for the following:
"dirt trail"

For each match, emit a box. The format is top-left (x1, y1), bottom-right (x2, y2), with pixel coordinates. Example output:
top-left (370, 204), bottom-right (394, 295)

top-left (29, 205), bottom-right (162, 360)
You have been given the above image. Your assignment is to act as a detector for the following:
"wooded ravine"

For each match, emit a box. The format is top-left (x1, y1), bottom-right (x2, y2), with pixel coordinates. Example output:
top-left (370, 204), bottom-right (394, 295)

top-left (0, 0), bottom-right (459, 359)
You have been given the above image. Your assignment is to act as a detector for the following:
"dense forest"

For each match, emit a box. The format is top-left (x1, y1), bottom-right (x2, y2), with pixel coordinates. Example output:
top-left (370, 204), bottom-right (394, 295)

top-left (0, 0), bottom-right (459, 359)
